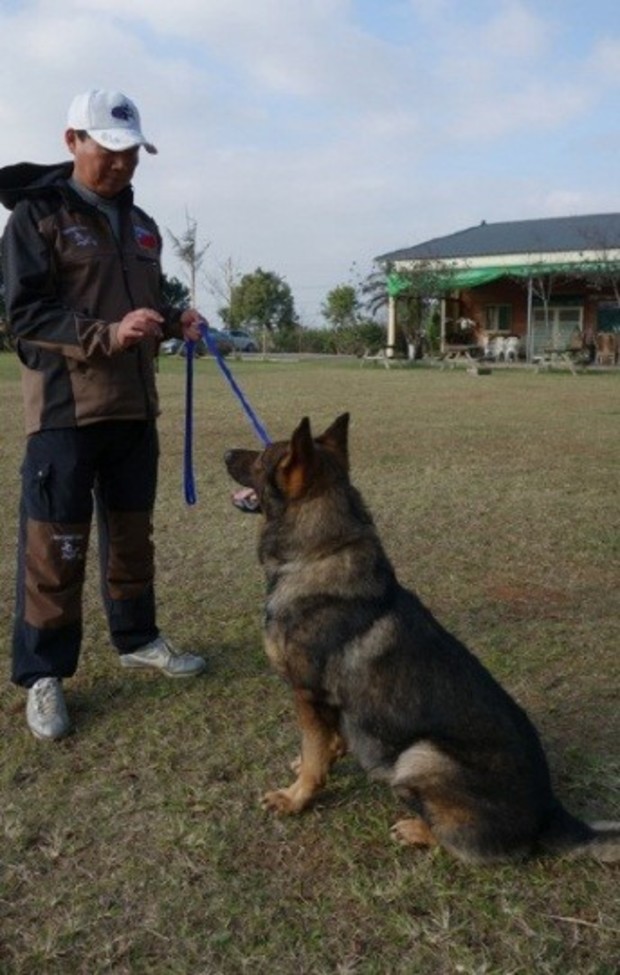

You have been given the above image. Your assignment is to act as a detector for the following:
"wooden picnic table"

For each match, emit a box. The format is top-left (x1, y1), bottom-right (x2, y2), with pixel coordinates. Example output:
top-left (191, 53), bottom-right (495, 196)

top-left (439, 344), bottom-right (480, 368)
top-left (533, 348), bottom-right (578, 375)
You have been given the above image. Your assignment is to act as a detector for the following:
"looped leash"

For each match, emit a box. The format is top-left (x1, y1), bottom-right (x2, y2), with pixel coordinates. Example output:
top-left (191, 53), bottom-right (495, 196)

top-left (184, 322), bottom-right (271, 504)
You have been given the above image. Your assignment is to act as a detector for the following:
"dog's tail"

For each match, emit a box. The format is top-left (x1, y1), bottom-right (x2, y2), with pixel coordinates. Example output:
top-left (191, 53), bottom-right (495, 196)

top-left (537, 804), bottom-right (620, 862)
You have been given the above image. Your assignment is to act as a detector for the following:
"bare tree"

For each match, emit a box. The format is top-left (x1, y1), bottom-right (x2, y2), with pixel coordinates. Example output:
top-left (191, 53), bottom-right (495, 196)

top-left (578, 228), bottom-right (620, 308)
top-left (528, 269), bottom-right (556, 342)
top-left (167, 211), bottom-right (210, 306)
top-left (205, 256), bottom-right (241, 312)
top-left (368, 258), bottom-right (464, 356)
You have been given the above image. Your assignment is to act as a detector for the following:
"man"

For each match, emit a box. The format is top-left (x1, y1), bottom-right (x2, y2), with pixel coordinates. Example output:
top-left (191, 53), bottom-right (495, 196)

top-left (0, 89), bottom-right (207, 741)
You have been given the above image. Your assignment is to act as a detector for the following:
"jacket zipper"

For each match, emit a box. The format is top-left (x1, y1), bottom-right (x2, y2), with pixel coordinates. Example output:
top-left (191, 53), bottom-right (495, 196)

top-left (109, 206), bottom-right (155, 420)
top-left (66, 190), bottom-right (158, 421)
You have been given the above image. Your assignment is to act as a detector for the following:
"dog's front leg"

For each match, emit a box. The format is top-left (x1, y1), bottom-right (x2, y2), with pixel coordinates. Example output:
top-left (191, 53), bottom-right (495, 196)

top-left (289, 728), bottom-right (347, 775)
top-left (262, 691), bottom-right (337, 815)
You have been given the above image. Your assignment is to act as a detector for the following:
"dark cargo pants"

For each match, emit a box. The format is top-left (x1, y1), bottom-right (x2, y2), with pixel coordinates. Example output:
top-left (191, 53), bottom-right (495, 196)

top-left (12, 421), bottom-right (160, 687)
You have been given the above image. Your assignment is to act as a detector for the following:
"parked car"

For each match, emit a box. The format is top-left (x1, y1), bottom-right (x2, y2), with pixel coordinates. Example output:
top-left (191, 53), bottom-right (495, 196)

top-left (160, 328), bottom-right (233, 357)
top-left (160, 337), bottom-right (184, 355)
top-left (220, 328), bottom-right (258, 353)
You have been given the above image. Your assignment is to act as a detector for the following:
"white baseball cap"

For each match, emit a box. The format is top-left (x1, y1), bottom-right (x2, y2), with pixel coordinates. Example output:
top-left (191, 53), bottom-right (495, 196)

top-left (67, 89), bottom-right (157, 154)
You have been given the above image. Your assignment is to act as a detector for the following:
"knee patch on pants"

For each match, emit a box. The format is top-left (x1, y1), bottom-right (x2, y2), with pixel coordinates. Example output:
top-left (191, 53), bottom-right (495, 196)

top-left (104, 510), bottom-right (154, 601)
top-left (25, 520), bottom-right (90, 628)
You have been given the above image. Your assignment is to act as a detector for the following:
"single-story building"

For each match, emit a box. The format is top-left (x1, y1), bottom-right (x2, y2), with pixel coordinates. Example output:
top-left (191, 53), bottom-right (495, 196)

top-left (376, 213), bottom-right (620, 361)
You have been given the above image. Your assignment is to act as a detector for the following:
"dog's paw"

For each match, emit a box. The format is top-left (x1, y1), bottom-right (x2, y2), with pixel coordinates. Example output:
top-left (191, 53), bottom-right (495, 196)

top-left (390, 817), bottom-right (436, 849)
top-left (261, 787), bottom-right (306, 815)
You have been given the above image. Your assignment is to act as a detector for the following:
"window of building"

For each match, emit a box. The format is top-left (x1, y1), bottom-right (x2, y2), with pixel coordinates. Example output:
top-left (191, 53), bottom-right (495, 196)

top-left (597, 301), bottom-right (620, 333)
top-left (531, 306), bottom-right (583, 352)
top-left (485, 304), bottom-right (512, 331)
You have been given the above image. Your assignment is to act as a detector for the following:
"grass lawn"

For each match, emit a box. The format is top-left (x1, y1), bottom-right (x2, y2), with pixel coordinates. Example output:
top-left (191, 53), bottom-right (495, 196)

top-left (0, 353), bottom-right (618, 975)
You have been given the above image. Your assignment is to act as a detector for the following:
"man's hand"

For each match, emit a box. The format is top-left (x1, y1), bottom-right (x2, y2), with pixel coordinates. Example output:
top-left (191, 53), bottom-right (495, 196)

top-left (117, 308), bottom-right (164, 349)
top-left (180, 308), bottom-right (206, 342)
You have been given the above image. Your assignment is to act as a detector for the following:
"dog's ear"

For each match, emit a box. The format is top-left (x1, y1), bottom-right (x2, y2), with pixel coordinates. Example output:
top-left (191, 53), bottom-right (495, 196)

top-left (316, 412), bottom-right (350, 470)
top-left (279, 417), bottom-right (316, 498)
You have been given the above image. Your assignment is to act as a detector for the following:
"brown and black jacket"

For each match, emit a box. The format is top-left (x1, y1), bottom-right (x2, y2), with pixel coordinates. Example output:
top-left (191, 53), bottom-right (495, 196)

top-left (0, 161), bottom-right (185, 434)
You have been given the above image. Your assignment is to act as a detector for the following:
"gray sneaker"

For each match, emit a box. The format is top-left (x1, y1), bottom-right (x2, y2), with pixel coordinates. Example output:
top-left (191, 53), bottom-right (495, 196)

top-left (27, 677), bottom-right (71, 740)
top-left (119, 636), bottom-right (206, 678)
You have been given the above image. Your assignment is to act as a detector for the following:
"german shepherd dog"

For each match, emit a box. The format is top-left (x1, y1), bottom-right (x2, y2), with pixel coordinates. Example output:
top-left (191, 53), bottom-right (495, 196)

top-left (225, 413), bottom-right (619, 864)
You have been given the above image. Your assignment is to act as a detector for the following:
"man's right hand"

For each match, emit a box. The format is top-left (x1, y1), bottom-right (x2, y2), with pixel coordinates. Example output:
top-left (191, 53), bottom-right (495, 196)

top-left (117, 308), bottom-right (164, 349)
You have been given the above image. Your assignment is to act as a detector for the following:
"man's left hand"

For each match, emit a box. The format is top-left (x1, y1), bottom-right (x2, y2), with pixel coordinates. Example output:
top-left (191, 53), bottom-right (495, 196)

top-left (180, 309), bottom-right (205, 342)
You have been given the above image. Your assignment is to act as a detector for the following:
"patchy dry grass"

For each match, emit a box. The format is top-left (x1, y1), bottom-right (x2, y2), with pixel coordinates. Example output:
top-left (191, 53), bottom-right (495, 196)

top-left (1, 354), bottom-right (619, 975)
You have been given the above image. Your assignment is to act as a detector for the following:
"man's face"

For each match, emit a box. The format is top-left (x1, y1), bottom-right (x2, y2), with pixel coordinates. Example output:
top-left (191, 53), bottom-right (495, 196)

top-left (65, 129), bottom-right (139, 198)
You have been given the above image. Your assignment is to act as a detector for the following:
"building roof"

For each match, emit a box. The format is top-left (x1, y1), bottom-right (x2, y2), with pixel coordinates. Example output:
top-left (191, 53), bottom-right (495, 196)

top-left (377, 213), bottom-right (620, 264)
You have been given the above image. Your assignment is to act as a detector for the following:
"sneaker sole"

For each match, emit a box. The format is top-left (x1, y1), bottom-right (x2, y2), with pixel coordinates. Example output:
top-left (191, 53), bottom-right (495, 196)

top-left (28, 723), bottom-right (71, 741)
top-left (119, 659), bottom-right (207, 678)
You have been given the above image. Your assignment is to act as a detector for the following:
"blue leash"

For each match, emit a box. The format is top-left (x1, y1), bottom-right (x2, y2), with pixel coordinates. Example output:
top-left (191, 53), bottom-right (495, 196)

top-left (184, 322), bottom-right (271, 504)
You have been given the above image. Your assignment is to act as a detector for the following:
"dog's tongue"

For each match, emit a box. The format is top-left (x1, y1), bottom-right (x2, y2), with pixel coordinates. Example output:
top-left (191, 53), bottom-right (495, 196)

top-left (232, 488), bottom-right (261, 513)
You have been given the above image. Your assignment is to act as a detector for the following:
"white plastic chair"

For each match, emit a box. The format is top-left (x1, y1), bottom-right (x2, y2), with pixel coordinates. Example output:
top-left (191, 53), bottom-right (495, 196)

top-left (503, 336), bottom-right (520, 362)
top-left (488, 336), bottom-right (506, 361)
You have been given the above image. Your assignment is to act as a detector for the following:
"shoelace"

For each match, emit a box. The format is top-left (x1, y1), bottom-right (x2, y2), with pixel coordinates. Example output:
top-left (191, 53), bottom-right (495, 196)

top-left (34, 680), bottom-right (60, 715)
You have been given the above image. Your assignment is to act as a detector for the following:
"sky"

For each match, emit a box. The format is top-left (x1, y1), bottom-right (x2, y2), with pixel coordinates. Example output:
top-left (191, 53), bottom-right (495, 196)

top-left (2, 0), bottom-right (620, 326)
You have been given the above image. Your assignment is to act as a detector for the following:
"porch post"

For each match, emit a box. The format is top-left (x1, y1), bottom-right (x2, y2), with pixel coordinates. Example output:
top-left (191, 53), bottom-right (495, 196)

top-left (440, 298), bottom-right (446, 354)
top-left (387, 295), bottom-right (396, 357)
top-left (526, 277), bottom-right (533, 362)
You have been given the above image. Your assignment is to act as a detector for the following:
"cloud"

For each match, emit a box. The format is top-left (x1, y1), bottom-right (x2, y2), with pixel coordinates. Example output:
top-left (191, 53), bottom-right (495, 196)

top-left (586, 36), bottom-right (620, 84)
top-left (2, 0), bottom-right (620, 324)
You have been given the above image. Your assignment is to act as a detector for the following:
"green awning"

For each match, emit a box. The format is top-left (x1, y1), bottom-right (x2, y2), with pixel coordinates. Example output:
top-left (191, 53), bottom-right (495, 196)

top-left (386, 260), bottom-right (620, 297)
top-left (509, 260), bottom-right (620, 278)
top-left (387, 267), bottom-right (506, 296)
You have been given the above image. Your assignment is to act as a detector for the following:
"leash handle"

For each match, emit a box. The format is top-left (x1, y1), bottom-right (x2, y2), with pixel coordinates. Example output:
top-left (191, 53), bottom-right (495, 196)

top-left (183, 322), bottom-right (271, 505)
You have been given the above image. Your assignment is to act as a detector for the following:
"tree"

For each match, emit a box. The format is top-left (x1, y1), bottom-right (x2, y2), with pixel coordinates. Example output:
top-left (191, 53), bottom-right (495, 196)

top-left (161, 273), bottom-right (191, 309)
top-left (574, 223), bottom-right (620, 309)
top-left (362, 259), bottom-right (456, 357)
top-left (521, 267), bottom-right (556, 360)
top-left (359, 264), bottom-right (389, 319)
top-left (321, 284), bottom-right (361, 329)
top-left (205, 256), bottom-right (241, 312)
top-left (222, 268), bottom-right (298, 353)
top-left (167, 212), bottom-right (210, 305)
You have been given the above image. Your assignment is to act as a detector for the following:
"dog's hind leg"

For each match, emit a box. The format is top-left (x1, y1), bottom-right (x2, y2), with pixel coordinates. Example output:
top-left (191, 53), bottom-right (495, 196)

top-left (390, 741), bottom-right (534, 863)
top-left (389, 740), bottom-right (474, 858)
top-left (262, 692), bottom-right (339, 815)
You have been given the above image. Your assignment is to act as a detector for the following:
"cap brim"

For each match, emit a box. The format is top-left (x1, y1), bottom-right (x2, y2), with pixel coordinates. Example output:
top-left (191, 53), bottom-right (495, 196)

top-left (88, 129), bottom-right (158, 154)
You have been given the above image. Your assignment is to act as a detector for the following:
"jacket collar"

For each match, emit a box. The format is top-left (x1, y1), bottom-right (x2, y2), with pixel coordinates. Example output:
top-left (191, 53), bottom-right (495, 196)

top-left (0, 160), bottom-right (134, 211)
